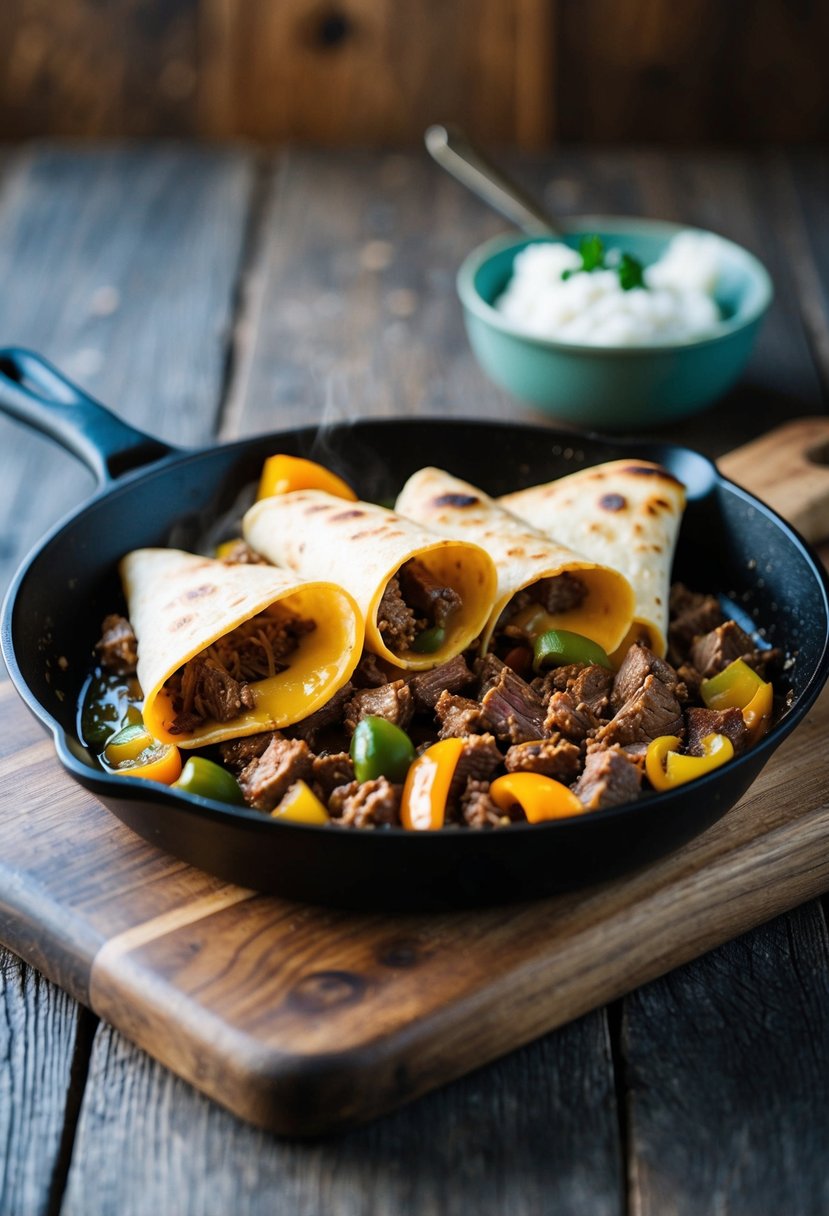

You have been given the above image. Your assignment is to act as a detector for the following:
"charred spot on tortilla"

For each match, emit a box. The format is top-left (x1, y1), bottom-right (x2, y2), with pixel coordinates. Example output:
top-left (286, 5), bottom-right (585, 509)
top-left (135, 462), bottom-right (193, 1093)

top-left (171, 615), bottom-right (194, 632)
top-left (330, 509), bottom-right (365, 522)
top-left (599, 493), bottom-right (627, 512)
top-left (183, 584), bottom-right (216, 600)
top-left (622, 464), bottom-right (684, 487)
top-left (432, 493), bottom-right (479, 508)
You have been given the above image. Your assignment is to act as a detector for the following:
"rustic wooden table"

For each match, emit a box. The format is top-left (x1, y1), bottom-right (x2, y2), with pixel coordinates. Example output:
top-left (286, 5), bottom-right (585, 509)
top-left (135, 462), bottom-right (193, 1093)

top-left (0, 145), bottom-right (827, 1215)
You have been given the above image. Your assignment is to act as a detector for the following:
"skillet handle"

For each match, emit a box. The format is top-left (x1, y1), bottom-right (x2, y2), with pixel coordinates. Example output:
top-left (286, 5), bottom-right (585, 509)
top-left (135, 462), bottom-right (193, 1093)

top-left (0, 348), bottom-right (173, 486)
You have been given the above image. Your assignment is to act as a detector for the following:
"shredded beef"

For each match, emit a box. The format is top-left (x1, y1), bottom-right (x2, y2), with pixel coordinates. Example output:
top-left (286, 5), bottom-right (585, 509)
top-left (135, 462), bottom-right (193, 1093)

top-left (398, 559), bottom-right (462, 628)
top-left (376, 575), bottom-right (419, 651)
top-left (219, 732), bottom-right (274, 773)
top-left (344, 680), bottom-right (414, 733)
top-left (668, 583), bottom-right (724, 664)
top-left (531, 572), bottom-right (588, 613)
top-left (219, 540), bottom-right (270, 566)
top-left (409, 654), bottom-right (473, 711)
top-left (543, 691), bottom-right (597, 743)
top-left (690, 620), bottom-right (760, 679)
top-left (239, 735), bottom-right (313, 811)
top-left (167, 655), bottom-right (256, 732)
top-left (329, 778), bottom-right (401, 828)
top-left (595, 674), bottom-right (684, 748)
top-left (505, 734), bottom-right (581, 782)
top-left (685, 706), bottom-right (748, 757)
top-left (479, 664), bottom-right (546, 744)
top-left (204, 605), bottom-right (315, 682)
top-left (461, 778), bottom-right (508, 829)
top-left (448, 733), bottom-right (503, 804)
top-left (612, 643), bottom-right (685, 711)
top-left (435, 691), bottom-right (491, 739)
top-left (96, 614), bottom-right (138, 676)
top-left (572, 745), bottom-right (642, 811)
top-left (289, 682), bottom-right (353, 745)
top-left (312, 751), bottom-right (355, 798)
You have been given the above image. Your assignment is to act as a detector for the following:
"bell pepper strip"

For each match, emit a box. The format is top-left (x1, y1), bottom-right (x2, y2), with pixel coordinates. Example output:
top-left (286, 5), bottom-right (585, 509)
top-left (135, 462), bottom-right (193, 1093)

top-left (533, 628), bottom-right (612, 674)
top-left (489, 772), bottom-right (584, 823)
top-left (257, 454), bottom-right (357, 502)
top-left (646, 732), bottom-right (734, 792)
top-left (173, 756), bottom-right (246, 806)
top-left (105, 737), bottom-right (182, 785)
top-left (271, 780), bottom-right (330, 825)
top-left (700, 658), bottom-right (773, 742)
top-left (400, 738), bottom-right (464, 831)
top-left (410, 625), bottom-right (447, 654)
top-left (350, 716), bottom-right (416, 784)
top-left (104, 723), bottom-right (153, 767)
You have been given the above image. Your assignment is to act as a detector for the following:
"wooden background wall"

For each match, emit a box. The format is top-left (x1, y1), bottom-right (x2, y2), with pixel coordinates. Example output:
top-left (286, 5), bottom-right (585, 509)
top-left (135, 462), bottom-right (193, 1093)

top-left (1, 0), bottom-right (827, 146)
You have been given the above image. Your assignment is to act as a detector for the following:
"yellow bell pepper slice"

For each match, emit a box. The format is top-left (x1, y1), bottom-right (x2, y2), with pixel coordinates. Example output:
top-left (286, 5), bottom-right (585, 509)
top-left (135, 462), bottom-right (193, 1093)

top-left (214, 538), bottom-right (244, 560)
top-left (646, 732), bottom-right (734, 792)
top-left (272, 780), bottom-right (330, 825)
top-left (489, 772), bottom-right (584, 822)
top-left (700, 658), bottom-right (773, 743)
top-left (400, 738), bottom-right (464, 831)
top-left (257, 454), bottom-right (357, 502)
top-left (742, 679), bottom-right (773, 742)
top-left (106, 737), bottom-right (183, 785)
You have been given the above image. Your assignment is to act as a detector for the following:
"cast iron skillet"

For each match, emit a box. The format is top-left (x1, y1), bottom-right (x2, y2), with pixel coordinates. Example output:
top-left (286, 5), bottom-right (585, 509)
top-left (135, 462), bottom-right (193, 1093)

top-left (2, 348), bottom-right (828, 911)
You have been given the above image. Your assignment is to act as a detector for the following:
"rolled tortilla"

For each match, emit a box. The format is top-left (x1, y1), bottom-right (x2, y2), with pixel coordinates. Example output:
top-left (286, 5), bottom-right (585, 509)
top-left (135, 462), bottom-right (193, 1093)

top-left (501, 460), bottom-right (686, 658)
top-left (395, 468), bottom-right (635, 655)
top-left (121, 548), bottom-right (362, 748)
top-left (243, 491), bottom-right (498, 671)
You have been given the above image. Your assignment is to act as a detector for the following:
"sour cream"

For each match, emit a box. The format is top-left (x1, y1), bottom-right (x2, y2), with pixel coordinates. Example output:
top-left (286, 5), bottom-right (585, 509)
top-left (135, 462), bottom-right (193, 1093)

top-left (495, 231), bottom-right (723, 347)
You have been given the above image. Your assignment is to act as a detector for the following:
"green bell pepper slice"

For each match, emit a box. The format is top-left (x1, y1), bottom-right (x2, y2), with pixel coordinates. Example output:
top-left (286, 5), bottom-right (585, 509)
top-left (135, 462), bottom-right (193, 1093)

top-left (173, 757), bottom-right (246, 806)
top-left (410, 625), bottom-right (446, 654)
top-left (533, 629), bottom-right (612, 673)
top-left (350, 715), bottom-right (416, 783)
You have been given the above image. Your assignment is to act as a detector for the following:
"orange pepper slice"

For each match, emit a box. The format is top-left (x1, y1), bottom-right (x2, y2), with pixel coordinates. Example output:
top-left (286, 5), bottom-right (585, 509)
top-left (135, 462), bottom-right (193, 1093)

top-left (400, 738), bottom-right (464, 831)
top-left (107, 739), bottom-right (182, 785)
top-left (742, 679), bottom-right (773, 742)
top-left (489, 772), bottom-right (584, 822)
top-left (257, 454), bottom-right (357, 502)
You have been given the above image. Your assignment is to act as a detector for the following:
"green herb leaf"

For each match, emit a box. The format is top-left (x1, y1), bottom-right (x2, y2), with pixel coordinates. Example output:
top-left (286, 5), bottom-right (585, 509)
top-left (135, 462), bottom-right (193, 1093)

top-left (579, 234), bottom-right (605, 272)
top-left (617, 252), bottom-right (645, 291)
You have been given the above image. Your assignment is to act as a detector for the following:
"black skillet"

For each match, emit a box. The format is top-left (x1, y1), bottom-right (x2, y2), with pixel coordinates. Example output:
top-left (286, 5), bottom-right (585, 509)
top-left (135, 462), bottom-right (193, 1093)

top-left (2, 348), bottom-right (828, 911)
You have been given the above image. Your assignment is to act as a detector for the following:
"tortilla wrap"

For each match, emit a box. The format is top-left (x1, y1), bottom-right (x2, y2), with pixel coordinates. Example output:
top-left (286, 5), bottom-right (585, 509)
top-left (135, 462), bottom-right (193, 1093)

top-left (394, 468), bottom-right (635, 655)
top-left (121, 548), bottom-right (362, 747)
top-left (500, 460), bottom-right (686, 658)
top-left (243, 491), bottom-right (498, 671)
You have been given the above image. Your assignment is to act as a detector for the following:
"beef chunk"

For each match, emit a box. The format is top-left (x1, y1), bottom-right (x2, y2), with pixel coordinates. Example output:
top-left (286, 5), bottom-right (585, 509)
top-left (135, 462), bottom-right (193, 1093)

top-left (461, 779), bottom-right (509, 829)
top-left (572, 745), bottom-right (642, 810)
top-left (352, 652), bottom-right (392, 689)
top-left (612, 643), bottom-right (685, 711)
top-left (685, 706), bottom-right (748, 757)
top-left (398, 559), bottom-right (462, 628)
top-left (96, 614), bottom-right (138, 676)
top-left (448, 733), bottom-right (503, 803)
top-left (219, 732), bottom-right (274, 774)
top-left (329, 778), bottom-right (401, 828)
top-left (570, 665), bottom-right (614, 716)
top-left (479, 665), bottom-right (546, 744)
top-left (435, 691), bottom-right (491, 739)
top-left (668, 583), bottom-right (724, 664)
top-left (312, 751), bottom-right (355, 798)
top-left (532, 664), bottom-right (585, 700)
top-left (595, 674), bottom-right (684, 748)
top-left (208, 606), bottom-right (315, 681)
top-left (409, 654), bottom-right (473, 712)
top-left (690, 620), bottom-right (759, 679)
top-left (543, 691), bottom-right (598, 743)
top-left (289, 682), bottom-right (353, 745)
top-left (239, 735), bottom-right (313, 811)
top-left (505, 734), bottom-right (581, 782)
top-left (377, 575), bottom-right (419, 651)
top-left (169, 655), bottom-right (256, 731)
top-left (532, 572), bottom-right (588, 613)
top-left (344, 681), bottom-right (414, 733)
top-left (219, 540), bottom-right (270, 566)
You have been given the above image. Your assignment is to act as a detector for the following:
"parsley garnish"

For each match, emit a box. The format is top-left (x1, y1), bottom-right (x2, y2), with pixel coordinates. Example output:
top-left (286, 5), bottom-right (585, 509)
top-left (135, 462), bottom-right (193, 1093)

top-left (617, 252), bottom-right (645, 291)
top-left (561, 236), bottom-right (647, 291)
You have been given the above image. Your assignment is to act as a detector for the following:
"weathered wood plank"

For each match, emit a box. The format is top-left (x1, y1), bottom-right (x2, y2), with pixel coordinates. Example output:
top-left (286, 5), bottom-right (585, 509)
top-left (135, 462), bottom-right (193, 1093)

top-left (62, 1011), bottom-right (622, 1216)
top-left (0, 144), bottom-right (254, 600)
top-left (625, 902), bottom-right (829, 1216)
top-left (0, 950), bottom-right (95, 1216)
top-left (784, 149), bottom-right (829, 397)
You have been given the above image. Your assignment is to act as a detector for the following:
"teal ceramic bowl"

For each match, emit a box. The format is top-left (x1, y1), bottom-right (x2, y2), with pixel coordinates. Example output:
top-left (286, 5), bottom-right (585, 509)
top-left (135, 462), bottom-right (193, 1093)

top-left (457, 217), bottom-right (773, 429)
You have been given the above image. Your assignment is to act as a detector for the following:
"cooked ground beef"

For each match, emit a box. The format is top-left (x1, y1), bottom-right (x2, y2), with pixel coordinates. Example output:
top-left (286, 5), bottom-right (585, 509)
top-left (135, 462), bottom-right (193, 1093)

top-left (238, 735), bottom-right (313, 812)
top-left (312, 751), bottom-right (355, 798)
top-left (96, 614), bottom-right (139, 676)
top-left (685, 706), bottom-right (748, 757)
top-left (478, 663), bottom-right (547, 744)
top-left (398, 559), bottom-right (462, 629)
top-left (690, 620), bottom-right (759, 679)
top-left (543, 691), bottom-right (598, 743)
top-left (376, 575), bottom-right (420, 651)
top-left (167, 655), bottom-right (256, 732)
top-left (572, 745), bottom-right (643, 811)
top-left (595, 673), bottom-right (684, 748)
top-left (504, 734), bottom-right (581, 782)
top-left (329, 778), bottom-right (401, 828)
top-left (460, 778), bottom-right (508, 829)
top-left (435, 691), bottom-right (491, 738)
top-left (219, 540), bottom-right (270, 566)
top-left (344, 680), bottom-right (414, 733)
top-left (448, 733), bottom-right (503, 804)
top-left (611, 643), bottom-right (686, 711)
top-left (409, 654), bottom-right (473, 712)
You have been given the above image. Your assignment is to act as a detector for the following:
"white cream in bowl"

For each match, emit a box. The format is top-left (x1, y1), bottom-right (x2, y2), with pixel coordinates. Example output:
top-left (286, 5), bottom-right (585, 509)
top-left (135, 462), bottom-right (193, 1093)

top-left (495, 231), bottom-right (724, 347)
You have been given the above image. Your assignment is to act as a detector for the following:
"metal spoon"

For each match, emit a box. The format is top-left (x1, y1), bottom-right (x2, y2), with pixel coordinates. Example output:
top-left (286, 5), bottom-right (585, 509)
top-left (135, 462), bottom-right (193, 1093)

top-left (424, 124), bottom-right (561, 237)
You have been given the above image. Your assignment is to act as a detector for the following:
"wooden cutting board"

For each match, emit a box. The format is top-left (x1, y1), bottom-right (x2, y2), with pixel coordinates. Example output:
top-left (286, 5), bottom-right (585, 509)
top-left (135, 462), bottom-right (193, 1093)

top-left (2, 419), bottom-right (829, 1137)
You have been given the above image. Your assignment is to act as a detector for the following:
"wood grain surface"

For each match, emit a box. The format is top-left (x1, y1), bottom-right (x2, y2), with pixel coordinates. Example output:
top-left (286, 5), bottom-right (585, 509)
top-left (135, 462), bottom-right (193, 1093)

top-left (1, 145), bottom-right (828, 1208)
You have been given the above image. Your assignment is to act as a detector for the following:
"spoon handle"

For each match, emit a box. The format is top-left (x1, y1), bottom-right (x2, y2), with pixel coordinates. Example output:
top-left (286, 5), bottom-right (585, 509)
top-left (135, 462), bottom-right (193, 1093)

top-left (424, 124), bottom-right (559, 237)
